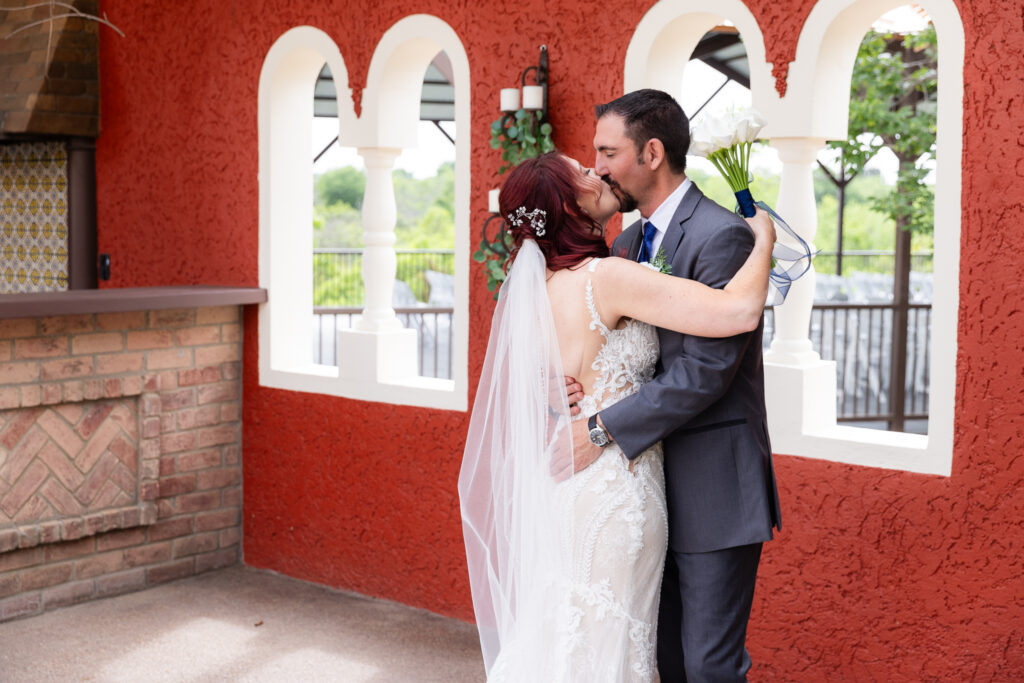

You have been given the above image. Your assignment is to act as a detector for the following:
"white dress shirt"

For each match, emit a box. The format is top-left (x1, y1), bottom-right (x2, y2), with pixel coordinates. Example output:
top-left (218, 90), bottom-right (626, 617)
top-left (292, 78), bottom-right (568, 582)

top-left (639, 178), bottom-right (692, 260)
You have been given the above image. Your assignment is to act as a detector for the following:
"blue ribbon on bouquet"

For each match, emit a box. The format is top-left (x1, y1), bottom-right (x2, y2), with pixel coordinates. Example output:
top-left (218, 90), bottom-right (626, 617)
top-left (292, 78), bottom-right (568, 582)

top-left (735, 189), bottom-right (815, 307)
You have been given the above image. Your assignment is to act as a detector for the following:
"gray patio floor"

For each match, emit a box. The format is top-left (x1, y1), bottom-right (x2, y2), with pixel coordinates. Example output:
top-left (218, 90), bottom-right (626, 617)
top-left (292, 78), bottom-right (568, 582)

top-left (0, 565), bottom-right (485, 682)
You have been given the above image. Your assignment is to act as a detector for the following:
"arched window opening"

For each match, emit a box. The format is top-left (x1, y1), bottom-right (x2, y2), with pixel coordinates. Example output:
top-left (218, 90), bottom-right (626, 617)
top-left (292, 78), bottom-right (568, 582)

top-left (811, 6), bottom-right (937, 434)
top-left (310, 62), bottom-right (366, 367)
top-left (309, 53), bottom-right (457, 379)
top-left (259, 19), bottom-right (469, 411)
top-left (623, 0), bottom-right (960, 473)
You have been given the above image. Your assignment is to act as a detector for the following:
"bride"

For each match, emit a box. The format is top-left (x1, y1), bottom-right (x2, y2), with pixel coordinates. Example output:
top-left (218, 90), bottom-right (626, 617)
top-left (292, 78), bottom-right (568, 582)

top-left (459, 152), bottom-right (774, 681)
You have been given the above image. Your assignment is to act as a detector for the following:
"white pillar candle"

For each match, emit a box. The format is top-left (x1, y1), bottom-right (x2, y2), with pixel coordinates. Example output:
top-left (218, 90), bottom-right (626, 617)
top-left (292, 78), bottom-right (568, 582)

top-left (500, 88), bottom-right (520, 112)
top-left (522, 85), bottom-right (544, 110)
top-left (488, 188), bottom-right (500, 214)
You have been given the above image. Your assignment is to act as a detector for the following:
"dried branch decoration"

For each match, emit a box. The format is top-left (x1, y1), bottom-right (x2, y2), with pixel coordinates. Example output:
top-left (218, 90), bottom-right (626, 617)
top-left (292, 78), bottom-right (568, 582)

top-left (1, 1), bottom-right (124, 41)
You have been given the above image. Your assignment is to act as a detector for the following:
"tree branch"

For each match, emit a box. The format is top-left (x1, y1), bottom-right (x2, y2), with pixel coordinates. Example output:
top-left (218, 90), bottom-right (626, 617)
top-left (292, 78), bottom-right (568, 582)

top-left (2, 1), bottom-right (124, 39)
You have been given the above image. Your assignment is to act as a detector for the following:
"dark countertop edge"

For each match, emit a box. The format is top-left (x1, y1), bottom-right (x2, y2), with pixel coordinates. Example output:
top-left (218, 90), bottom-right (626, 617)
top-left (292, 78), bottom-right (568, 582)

top-left (0, 286), bottom-right (268, 319)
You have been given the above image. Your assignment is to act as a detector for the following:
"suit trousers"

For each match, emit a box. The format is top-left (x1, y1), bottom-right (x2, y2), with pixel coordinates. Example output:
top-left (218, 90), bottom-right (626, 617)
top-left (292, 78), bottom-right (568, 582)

top-left (656, 542), bottom-right (763, 682)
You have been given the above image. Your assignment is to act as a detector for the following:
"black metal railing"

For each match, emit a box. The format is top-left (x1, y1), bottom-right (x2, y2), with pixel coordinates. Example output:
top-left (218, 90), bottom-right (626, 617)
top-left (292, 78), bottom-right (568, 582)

top-left (313, 249), bottom-right (455, 306)
top-left (310, 248), bottom-right (931, 431)
top-left (313, 306), bottom-right (454, 380)
top-left (813, 250), bottom-right (933, 276)
top-left (763, 303), bottom-right (931, 430)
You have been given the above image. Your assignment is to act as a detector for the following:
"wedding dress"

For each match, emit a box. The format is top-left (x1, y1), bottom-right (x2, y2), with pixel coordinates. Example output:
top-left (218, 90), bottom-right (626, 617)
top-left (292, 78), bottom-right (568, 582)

top-left (548, 259), bottom-right (668, 682)
top-left (462, 247), bottom-right (668, 683)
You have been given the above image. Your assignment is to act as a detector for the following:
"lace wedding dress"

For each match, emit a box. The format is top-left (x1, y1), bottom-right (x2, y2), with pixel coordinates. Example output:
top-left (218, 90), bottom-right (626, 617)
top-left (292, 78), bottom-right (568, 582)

top-left (489, 258), bottom-right (669, 682)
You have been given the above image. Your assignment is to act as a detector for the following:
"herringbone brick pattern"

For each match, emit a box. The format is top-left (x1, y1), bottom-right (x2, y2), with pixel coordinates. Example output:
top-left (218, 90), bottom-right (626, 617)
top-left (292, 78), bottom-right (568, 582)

top-left (0, 399), bottom-right (138, 525)
top-left (0, 305), bottom-right (243, 623)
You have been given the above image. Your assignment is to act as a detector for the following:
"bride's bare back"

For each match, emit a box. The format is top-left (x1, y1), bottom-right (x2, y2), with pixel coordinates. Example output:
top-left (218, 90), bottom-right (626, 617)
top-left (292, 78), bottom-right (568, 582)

top-left (547, 240), bottom-right (772, 400)
top-left (547, 258), bottom-right (625, 398)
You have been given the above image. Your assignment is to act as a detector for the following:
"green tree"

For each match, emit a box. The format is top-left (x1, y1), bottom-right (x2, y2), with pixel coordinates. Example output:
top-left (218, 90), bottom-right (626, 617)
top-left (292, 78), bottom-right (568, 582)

top-left (316, 166), bottom-right (366, 209)
top-left (844, 26), bottom-right (936, 236)
top-left (836, 24), bottom-right (938, 432)
top-left (313, 201), bottom-right (363, 248)
top-left (312, 163), bottom-right (456, 305)
top-left (821, 25), bottom-right (937, 276)
top-left (687, 165), bottom-right (780, 215)
top-left (393, 163), bottom-right (456, 249)
top-left (397, 205), bottom-right (454, 249)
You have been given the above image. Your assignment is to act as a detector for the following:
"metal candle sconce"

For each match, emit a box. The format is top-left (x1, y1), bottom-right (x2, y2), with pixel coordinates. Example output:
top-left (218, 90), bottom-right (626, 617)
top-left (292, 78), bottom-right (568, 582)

top-left (483, 45), bottom-right (550, 262)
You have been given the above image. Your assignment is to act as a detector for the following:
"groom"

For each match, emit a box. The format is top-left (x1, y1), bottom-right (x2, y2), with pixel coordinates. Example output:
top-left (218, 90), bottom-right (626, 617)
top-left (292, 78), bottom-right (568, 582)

top-left (569, 89), bottom-right (781, 681)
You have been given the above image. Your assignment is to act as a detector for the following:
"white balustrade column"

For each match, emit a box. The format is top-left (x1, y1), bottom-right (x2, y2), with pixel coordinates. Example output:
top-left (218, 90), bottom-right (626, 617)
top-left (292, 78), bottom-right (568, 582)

top-left (763, 137), bottom-right (838, 447)
top-left (765, 137), bottom-right (825, 366)
top-left (356, 147), bottom-right (403, 332)
top-left (335, 147), bottom-right (418, 384)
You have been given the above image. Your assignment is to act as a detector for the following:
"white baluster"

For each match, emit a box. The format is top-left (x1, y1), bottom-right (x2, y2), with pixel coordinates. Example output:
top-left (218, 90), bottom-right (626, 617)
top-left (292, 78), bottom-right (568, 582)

top-left (335, 147), bottom-right (418, 382)
top-left (765, 137), bottom-right (824, 365)
top-left (356, 147), bottom-right (402, 332)
top-left (763, 137), bottom-right (837, 444)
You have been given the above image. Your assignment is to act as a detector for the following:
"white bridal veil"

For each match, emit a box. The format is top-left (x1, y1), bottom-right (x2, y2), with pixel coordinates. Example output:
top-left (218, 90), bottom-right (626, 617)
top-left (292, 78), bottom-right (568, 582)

top-left (458, 239), bottom-right (575, 678)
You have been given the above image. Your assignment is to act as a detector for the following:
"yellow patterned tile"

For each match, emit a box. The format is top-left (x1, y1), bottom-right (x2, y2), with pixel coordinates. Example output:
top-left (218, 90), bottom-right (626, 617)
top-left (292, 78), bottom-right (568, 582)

top-left (0, 142), bottom-right (69, 293)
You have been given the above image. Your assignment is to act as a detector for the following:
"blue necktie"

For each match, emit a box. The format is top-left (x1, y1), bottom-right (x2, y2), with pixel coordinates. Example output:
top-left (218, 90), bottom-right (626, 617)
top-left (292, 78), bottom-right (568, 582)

top-left (638, 220), bottom-right (657, 263)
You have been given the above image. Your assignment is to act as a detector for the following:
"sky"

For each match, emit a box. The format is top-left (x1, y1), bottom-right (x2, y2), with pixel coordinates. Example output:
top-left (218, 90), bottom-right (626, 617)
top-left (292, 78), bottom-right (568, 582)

top-left (310, 5), bottom-right (931, 185)
top-left (312, 119), bottom-right (455, 179)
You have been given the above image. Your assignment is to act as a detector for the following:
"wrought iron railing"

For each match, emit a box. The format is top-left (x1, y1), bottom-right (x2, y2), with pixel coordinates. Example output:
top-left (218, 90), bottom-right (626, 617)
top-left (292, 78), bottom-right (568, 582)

top-left (311, 248), bottom-right (931, 430)
top-left (813, 250), bottom-right (933, 276)
top-left (313, 249), bottom-right (454, 305)
top-left (763, 303), bottom-right (931, 429)
top-left (313, 306), bottom-right (454, 380)
top-left (311, 302), bottom-right (931, 430)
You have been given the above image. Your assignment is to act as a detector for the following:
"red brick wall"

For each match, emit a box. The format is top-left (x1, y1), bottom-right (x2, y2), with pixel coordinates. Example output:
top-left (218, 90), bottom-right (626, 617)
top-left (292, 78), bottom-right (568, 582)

top-left (0, 306), bottom-right (243, 621)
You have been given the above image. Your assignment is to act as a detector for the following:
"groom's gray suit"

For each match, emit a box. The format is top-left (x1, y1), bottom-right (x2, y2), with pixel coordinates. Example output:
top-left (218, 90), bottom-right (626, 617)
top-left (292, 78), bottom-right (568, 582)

top-left (600, 182), bottom-right (781, 681)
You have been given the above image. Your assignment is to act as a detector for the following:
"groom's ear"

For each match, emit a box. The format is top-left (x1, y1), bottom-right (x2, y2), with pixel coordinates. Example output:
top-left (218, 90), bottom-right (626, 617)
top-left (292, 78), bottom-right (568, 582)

top-left (644, 138), bottom-right (666, 171)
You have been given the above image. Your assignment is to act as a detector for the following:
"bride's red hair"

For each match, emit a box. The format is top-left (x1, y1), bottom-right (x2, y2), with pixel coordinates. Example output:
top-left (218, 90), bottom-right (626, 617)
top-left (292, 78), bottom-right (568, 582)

top-left (499, 153), bottom-right (610, 271)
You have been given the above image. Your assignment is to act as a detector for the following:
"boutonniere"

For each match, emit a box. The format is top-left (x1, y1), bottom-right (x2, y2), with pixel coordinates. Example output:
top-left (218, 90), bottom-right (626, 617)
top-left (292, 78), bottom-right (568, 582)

top-left (649, 247), bottom-right (671, 275)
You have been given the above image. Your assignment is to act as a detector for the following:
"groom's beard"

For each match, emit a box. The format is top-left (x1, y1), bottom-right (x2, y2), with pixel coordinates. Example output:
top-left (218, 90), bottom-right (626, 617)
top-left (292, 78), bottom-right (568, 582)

top-left (602, 175), bottom-right (638, 214)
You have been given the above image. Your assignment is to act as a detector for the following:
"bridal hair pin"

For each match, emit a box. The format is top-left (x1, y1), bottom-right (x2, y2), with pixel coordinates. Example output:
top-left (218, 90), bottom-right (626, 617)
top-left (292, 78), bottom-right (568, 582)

top-left (507, 206), bottom-right (548, 237)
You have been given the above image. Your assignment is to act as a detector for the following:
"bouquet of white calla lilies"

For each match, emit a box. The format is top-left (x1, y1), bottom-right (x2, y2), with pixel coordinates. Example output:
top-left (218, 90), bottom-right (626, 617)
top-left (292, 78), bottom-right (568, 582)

top-left (687, 106), bottom-right (814, 306)
top-left (688, 106), bottom-right (767, 216)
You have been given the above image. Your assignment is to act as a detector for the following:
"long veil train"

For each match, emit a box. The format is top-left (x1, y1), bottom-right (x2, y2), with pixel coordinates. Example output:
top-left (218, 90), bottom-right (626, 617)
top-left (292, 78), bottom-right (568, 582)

top-left (458, 239), bottom-right (576, 679)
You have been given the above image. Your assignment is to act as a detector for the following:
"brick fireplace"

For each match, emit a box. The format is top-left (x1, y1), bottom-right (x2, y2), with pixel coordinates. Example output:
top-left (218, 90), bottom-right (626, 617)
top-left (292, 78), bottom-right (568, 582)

top-left (0, 302), bottom-right (248, 621)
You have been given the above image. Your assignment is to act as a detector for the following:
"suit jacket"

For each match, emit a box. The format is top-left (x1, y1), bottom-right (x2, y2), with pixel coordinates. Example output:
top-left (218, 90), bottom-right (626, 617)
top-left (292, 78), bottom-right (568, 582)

top-left (601, 183), bottom-right (781, 553)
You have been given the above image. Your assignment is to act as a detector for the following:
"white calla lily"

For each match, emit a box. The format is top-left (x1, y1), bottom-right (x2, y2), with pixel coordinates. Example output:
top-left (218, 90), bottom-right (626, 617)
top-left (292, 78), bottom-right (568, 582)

top-left (734, 109), bottom-right (766, 143)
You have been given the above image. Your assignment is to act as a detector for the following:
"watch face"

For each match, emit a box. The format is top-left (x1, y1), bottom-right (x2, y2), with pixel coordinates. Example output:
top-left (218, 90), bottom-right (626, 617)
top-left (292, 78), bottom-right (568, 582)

top-left (589, 427), bottom-right (609, 447)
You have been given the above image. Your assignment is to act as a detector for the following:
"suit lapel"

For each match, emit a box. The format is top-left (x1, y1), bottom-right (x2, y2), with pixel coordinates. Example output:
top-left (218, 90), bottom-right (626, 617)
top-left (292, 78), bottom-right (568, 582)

top-left (661, 183), bottom-right (703, 263)
top-left (622, 218), bottom-right (644, 261)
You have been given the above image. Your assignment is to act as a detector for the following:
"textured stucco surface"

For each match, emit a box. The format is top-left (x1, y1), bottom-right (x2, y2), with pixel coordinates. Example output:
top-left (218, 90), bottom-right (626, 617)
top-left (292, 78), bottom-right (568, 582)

top-left (96, 0), bottom-right (1024, 678)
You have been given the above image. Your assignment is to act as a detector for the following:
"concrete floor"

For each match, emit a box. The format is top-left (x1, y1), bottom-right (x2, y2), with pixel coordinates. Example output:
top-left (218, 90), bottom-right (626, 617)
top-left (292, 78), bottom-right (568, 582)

top-left (0, 566), bottom-right (485, 682)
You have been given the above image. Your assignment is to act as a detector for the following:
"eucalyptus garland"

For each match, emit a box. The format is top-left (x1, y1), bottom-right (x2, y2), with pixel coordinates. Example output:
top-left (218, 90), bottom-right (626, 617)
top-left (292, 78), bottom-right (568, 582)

top-left (476, 108), bottom-right (555, 296)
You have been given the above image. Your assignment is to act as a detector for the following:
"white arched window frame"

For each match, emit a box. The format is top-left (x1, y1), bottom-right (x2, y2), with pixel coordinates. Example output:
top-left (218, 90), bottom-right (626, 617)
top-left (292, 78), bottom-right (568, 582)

top-left (257, 19), bottom-right (470, 411)
top-left (624, 0), bottom-right (963, 476)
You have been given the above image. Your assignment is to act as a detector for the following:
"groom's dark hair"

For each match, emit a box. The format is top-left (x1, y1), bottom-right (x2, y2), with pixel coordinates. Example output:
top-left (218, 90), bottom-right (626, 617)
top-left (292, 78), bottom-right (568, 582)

top-left (595, 89), bottom-right (689, 174)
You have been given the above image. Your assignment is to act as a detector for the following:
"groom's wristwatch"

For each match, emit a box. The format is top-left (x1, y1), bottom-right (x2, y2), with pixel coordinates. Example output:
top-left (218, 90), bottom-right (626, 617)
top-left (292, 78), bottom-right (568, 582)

top-left (588, 414), bottom-right (612, 448)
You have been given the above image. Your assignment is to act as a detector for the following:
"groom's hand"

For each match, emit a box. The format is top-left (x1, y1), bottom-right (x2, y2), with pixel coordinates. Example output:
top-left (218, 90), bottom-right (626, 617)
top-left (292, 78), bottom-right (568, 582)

top-left (564, 376), bottom-right (584, 417)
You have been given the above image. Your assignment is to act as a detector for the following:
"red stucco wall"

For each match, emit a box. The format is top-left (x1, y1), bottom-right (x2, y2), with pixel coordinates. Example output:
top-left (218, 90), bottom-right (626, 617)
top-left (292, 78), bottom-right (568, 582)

top-left (96, 0), bottom-right (1024, 678)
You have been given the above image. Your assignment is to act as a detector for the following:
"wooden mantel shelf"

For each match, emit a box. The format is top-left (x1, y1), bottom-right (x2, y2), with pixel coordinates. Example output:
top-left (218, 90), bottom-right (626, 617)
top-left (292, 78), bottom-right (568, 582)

top-left (0, 286), bottom-right (267, 320)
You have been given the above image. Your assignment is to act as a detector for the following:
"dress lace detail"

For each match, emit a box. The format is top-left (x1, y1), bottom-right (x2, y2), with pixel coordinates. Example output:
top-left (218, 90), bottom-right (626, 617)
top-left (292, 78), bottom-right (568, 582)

top-left (491, 258), bottom-right (668, 682)
top-left (579, 259), bottom-right (660, 419)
